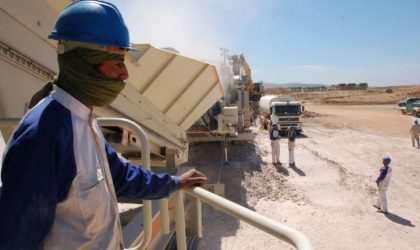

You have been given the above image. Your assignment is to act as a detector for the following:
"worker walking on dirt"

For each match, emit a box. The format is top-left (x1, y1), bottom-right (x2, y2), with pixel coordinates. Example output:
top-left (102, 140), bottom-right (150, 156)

top-left (0, 1), bottom-right (207, 249)
top-left (409, 120), bottom-right (420, 147)
top-left (287, 126), bottom-right (297, 167)
top-left (374, 156), bottom-right (392, 213)
top-left (270, 124), bottom-right (281, 164)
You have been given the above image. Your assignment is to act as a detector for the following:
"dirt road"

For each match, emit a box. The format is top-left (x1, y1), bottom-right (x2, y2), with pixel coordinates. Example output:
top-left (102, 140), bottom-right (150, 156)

top-left (189, 104), bottom-right (420, 250)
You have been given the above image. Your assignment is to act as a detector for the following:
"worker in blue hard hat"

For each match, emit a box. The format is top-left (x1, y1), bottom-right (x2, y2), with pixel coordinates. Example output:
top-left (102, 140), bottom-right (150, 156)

top-left (0, 1), bottom-right (207, 249)
top-left (287, 126), bottom-right (297, 167)
top-left (374, 156), bottom-right (392, 213)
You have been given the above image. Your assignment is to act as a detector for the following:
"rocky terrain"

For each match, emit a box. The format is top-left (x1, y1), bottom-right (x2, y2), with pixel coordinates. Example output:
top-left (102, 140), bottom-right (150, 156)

top-left (186, 86), bottom-right (420, 249)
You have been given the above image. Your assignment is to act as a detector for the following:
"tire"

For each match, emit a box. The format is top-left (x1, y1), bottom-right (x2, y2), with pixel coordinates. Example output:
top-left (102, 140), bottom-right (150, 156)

top-left (166, 233), bottom-right (205, 250)
top-left (186, 236), bottom-right (205, 250)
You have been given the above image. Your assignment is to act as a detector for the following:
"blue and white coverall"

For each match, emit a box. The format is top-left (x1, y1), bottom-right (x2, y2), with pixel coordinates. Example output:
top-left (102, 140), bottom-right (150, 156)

top-left (0, 86), bottom-right (180, 249)
top-left (375, 165), bottom-right (392, 213)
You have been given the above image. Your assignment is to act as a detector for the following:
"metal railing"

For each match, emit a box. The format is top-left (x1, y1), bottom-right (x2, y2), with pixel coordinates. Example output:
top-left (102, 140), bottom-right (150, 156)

top-left (1, 117), bottom-right (313, 250)
top-left (182, 187), bottom-right (313, 250)
top-left (96, 118), bottom-right (152, 250)
top-left (98, 118), bottom-right (313, 250)
top-left (0, 118), bottom-right (21, 126)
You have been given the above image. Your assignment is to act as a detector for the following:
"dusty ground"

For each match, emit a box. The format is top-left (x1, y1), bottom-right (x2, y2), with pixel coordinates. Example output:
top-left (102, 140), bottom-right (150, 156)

top-left (265, 85), bottom-right (420, 105)
top-left (187, 102), bottom-right (420, 250)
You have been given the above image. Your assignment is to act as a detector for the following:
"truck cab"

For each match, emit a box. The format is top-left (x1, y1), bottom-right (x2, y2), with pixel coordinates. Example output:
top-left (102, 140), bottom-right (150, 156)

top-left (270, 101), bottom-right (304, 133)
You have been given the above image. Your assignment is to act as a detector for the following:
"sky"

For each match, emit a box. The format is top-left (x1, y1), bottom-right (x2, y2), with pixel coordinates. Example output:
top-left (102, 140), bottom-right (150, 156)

top-left (106, 0), bottom-right (420, 87)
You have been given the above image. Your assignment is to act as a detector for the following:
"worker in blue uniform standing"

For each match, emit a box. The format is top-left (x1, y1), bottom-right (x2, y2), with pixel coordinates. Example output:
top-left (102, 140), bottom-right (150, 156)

top-left (0, 1), bottom-right (207, 249)
top-left (374, 156), bottom-right (392, 213)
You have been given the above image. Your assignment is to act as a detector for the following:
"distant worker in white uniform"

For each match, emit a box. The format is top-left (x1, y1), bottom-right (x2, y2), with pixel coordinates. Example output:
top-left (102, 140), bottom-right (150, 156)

top-left (270, 124), bottom-right (281, 164)
top-left (287, 126), bottom-right (297, 167)
top-left (409, 120), bottom-right (420, 147)
top-left (374, 156), bottom-right (392, 213)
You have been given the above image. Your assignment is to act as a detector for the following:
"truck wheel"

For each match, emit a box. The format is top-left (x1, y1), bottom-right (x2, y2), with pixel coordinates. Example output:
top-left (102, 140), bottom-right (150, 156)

top-left (166, 233), bottom-right (205, 250)
top-left (186, 236), bottom-right (205, 250)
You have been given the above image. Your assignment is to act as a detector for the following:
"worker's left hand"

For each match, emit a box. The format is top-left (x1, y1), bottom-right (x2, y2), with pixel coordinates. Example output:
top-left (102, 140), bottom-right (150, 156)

top-left (178, 169), bottom-right (208, 189)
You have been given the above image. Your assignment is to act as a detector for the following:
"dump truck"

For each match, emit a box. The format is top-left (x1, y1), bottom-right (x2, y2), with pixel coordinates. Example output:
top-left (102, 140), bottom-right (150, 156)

top-left (0, 1), bottom-right (313, 249)
top-left (259, 95), bottom-right (304, 133)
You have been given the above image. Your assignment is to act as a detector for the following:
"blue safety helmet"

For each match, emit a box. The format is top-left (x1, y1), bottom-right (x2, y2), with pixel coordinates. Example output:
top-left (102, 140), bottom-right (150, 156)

top-left (382, 156), bottom-right (391, 165)
top-left (49, 0), bottom-right (130, 49)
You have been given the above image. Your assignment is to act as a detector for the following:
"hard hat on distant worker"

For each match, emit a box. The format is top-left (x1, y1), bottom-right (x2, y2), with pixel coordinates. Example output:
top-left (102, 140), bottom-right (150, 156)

top-left (272, 124), bottom-right (278, 129)
top-left (49, 0), bottom-right (131, 53)
top-left (382, 156), bottom-right (391, 165)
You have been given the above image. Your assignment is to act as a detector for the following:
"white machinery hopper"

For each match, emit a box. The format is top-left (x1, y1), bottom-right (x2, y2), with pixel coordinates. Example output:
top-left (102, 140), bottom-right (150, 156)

top-left (0, 0), bottom-right (224, 165)
top-left (102, 45), bottom-right (224, 164)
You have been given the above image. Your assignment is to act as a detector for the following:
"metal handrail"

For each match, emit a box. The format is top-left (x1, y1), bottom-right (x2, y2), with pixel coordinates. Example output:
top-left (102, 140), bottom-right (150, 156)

top-left (182, 187), bottom-right (314, 250)
top-left (97, 118), bottom-right (152, 250)
top-left (0, 118), bottom-right (21, 127)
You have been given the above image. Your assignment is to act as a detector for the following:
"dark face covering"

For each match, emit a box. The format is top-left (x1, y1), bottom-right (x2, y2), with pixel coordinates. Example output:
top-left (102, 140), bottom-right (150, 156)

top-left (29, 48), bottom-right (126, 108)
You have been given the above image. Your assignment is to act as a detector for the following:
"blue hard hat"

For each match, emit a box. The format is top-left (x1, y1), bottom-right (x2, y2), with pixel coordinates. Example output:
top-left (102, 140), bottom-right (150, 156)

top-left (288, 126), bottom-right (294, 130)
top-left (49, 0), bottom-right (130, 49)
top-left (382, 156), bottom-right (391, 165)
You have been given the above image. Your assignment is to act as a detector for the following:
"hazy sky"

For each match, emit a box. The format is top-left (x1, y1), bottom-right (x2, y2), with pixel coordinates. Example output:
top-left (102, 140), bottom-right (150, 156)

top-left (107, 0), bottom-right (420, 87)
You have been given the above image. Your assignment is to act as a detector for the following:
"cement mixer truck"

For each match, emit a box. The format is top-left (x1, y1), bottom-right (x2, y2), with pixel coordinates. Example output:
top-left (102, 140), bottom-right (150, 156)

top-left (259, 95), bottom-right (304, 133)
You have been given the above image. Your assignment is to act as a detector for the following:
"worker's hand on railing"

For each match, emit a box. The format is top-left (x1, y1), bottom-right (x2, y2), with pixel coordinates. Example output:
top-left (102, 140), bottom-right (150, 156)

top-left (178, 169), bottom-right (207, 189)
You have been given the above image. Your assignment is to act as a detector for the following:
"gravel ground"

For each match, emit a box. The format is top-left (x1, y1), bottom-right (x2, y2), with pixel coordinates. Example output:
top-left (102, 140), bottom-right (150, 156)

top-left (186, 104), bottom-right (420, 250)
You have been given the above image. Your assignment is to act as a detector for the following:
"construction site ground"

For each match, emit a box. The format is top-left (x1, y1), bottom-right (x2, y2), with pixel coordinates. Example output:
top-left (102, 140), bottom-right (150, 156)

top-left (187, 102), bottom-right (420, 250)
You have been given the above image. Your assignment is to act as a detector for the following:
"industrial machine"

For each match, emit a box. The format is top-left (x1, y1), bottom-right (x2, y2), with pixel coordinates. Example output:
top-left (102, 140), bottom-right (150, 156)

top-left (186, 52), bottom-right (261, 163)
top-left (231, 53), bottom-right (263, 101)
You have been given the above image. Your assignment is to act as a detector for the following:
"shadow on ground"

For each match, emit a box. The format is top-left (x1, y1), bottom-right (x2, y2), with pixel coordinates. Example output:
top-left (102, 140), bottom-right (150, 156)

top-left (184, 140), bottom-right (263, 250)
top-left (384, 212), bottom-right (416, 227)
top-left (290, 164), bottom-right (306, 176)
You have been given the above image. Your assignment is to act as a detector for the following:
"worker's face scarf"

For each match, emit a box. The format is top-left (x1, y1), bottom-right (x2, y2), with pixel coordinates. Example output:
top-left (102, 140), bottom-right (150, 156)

top-left (29, 48), bottom-right (126, 108)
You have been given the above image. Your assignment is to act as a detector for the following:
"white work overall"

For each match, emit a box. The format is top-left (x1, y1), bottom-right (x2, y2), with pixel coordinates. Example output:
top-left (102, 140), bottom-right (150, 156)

top-left (376, 166), bottom-right (392, 212)
top-left (288, 140), bottom-right (295, 165)
top-left (271, 130), bottom-right (280, 163)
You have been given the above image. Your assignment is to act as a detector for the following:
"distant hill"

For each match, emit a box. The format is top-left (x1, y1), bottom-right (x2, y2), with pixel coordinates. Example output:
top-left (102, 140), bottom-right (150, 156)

top-left (262, 82), bottom-right (327, 88)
